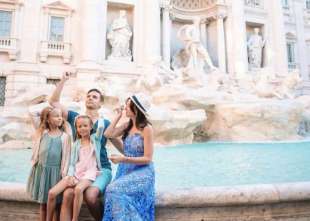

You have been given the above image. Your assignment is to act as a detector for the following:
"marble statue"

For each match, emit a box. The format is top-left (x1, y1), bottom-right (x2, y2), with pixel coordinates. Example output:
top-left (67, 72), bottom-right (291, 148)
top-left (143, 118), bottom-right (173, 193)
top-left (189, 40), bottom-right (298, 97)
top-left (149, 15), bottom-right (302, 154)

top-left (177, 17), bottom-right (216, 72)
top-left (247, 28), bottom-right (265, 70)
top-left (253, 70), bottom-right (301, 99)
top-left (107, 10), bottom-right (132, 61)
top-left (171, 49), bottom-right (189, 70)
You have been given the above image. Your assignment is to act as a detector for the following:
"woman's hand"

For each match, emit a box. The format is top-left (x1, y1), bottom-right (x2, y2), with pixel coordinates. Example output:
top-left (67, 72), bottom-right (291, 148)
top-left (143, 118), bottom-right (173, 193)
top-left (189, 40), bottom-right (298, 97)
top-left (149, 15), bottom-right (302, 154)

top-left (114, 105), bottom-right (125, 120)
top-left (109, 154), bottom-right (126, 164)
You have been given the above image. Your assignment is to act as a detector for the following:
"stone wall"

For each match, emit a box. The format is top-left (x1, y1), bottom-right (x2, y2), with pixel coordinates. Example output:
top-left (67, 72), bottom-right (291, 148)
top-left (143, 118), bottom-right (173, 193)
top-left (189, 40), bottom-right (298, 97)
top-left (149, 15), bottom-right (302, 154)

top-left (1, 182), bottom-right (310, 221)
top-left (1, 200), bottom-right (310, 221)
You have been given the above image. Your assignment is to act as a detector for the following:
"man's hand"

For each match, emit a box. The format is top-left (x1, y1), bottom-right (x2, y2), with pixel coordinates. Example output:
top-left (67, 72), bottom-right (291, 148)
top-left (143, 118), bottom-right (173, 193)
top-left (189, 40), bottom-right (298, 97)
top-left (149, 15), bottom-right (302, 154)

top-left (62, 71), bottom-right (77, 81)
top-left (62, 71), bottom-right (71, 82)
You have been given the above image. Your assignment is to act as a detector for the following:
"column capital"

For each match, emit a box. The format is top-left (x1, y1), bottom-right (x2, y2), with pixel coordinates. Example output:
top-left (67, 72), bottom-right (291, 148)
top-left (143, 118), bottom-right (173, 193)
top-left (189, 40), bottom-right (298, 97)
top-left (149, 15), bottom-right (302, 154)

top-left (214, 12), bottom-right (227, 20)
top-left (200, 18), bottom-right (209, 24)
top-left (160, 0), bottom-right (171, 10)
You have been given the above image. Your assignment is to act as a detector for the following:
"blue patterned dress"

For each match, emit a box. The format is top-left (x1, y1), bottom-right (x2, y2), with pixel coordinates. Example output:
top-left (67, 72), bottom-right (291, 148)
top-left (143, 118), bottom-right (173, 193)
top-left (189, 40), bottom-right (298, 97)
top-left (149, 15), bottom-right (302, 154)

top-left (103, 133), bottom-right (155, 221)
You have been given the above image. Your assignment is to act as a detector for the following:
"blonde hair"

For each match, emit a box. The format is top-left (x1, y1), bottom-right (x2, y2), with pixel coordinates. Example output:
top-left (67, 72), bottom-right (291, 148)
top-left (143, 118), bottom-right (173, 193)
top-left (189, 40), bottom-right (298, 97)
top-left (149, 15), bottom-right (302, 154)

top-left (38, 107), bottom-right (64, 134)
top-left (74, 115), bottom-right (93, 140)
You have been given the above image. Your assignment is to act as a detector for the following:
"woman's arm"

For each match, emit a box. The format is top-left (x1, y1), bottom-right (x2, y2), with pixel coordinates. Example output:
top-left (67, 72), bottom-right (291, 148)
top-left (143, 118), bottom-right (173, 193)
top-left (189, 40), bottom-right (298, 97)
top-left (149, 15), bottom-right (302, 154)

top-left (109, 125), bottom-right (154, 165)
top-left (104, 107), bottom-right (128, 138)
top-left (109, 137), bottom-right (124, 154)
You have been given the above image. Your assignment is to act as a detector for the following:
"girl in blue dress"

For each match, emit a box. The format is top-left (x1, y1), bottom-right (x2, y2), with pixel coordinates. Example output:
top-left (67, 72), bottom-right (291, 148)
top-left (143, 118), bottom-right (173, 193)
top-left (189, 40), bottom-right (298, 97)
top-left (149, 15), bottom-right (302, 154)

top-left (27, 106), bottom-right (71, 221)
top-left (103, 93), bottom-right (155, 221)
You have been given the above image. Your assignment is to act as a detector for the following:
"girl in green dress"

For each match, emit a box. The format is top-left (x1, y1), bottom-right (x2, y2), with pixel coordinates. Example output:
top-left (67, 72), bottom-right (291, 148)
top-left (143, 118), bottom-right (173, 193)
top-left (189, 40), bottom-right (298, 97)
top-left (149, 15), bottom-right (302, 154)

top-left (26, 106), bottom-right (71, 221)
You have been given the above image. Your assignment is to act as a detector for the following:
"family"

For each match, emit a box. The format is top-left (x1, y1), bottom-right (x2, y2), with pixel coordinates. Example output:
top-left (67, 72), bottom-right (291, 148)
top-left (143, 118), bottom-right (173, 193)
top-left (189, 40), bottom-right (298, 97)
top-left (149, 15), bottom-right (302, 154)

top-left (26, 72), bottom-right (155, 221)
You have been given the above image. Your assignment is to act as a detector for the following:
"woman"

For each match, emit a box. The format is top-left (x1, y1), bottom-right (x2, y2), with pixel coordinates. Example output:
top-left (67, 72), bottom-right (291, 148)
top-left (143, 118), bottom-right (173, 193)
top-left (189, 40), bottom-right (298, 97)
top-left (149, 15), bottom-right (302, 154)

top-left (103, 93), bottom-right (155, 221)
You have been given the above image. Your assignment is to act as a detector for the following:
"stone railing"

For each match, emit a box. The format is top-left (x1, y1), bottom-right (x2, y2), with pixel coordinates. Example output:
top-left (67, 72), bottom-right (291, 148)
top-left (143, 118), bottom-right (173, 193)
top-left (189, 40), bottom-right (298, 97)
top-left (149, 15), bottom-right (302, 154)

top-left (39, 41), bottom-right (72, 64)
top-left (0, 37), bottom-right (19, 60)
top-left (244, 0), bottom-right (264, 9)
top-left (288, 62), bottom-right (299, 70)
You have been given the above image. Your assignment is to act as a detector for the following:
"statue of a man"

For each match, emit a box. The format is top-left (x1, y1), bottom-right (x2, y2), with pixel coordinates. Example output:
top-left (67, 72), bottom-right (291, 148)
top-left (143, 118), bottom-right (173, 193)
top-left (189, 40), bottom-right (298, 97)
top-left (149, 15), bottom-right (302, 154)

top-left (177, 17), bottom-right (216, 72)
top-left (247, 28), bottom-right (265, 70)
top-left (107, 10), bottom-right (132, 61)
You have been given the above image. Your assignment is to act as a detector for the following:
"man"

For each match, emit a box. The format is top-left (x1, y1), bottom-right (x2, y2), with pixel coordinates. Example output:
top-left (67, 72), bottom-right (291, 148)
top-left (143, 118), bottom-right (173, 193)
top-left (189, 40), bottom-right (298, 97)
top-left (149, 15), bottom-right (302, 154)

top-left (49, 72), bottom-right (122, 221)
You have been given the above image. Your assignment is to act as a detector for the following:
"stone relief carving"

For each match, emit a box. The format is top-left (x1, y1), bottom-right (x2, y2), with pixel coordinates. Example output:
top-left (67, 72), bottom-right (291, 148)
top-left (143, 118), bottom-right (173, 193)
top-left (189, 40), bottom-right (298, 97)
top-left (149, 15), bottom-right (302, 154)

top-left (171, 49), bottom-right (190, 70)
top-left (171, 0), bottom-right (215, 10)
top-left (253, 70), bottom-right (301, 99)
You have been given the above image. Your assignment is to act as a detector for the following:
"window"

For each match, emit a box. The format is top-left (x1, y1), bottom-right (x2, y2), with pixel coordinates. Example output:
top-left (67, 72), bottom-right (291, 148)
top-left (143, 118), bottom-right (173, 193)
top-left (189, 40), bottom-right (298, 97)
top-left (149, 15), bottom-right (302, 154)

top-left (46, 78), bottom-right (60, 85)
top-left (0, 77), bottom-right (6, 106)
top-left (49, 16), bottom-right (65, 41)
top-left (286, 42), bottom-right (296, 69)
top-left (286, 42), bottom-right (295, 63)
top-left (0, 10), bottom-right (12, 37)
top-left (244, 0), bottom-right (262, 8)
top-left (282, 0), bottom-right (289, 8)
top-left (306, 0), bottom-right (310, 9)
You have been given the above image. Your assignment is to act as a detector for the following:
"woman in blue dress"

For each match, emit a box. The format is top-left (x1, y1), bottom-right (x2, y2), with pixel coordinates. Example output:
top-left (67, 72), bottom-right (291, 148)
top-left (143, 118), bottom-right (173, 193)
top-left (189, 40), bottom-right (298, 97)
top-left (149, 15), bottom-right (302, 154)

top-left (103, 93), bottom-right (155, 221)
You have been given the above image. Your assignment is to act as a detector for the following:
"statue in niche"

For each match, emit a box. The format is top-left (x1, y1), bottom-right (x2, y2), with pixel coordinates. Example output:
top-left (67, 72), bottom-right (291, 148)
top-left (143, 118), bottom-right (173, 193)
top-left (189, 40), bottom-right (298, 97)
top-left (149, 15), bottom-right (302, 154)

top-left (247, 27), bottom-right (265, 70)
top-left (107, 10), bottom-right (132, 61)
top-left (177, 17), bottom-right (217, 73)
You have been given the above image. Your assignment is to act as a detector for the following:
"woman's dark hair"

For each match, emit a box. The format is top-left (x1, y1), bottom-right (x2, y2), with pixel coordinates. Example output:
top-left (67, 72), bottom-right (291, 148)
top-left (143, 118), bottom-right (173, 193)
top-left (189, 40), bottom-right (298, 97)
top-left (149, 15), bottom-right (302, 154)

top-left (122, 98), bottom-right (151, 140)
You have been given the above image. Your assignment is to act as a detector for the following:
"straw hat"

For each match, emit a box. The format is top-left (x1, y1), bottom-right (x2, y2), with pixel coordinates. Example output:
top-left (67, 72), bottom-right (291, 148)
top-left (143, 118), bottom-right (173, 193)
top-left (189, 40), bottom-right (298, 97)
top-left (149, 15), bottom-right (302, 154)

top-left (129, 93), bottom-right (151, 117)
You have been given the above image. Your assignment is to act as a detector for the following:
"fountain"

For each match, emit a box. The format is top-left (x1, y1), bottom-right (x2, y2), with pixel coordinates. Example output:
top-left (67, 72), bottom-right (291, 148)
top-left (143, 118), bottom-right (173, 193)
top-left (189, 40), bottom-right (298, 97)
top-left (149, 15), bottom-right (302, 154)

top-left (1, 13), bottom-right (310, 221)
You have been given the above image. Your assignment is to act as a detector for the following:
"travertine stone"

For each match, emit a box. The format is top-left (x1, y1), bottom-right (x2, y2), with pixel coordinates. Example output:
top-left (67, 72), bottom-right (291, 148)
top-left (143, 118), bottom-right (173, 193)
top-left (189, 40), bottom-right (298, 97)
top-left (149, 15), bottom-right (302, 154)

top-left (1, 182), bottom-right (310, 221)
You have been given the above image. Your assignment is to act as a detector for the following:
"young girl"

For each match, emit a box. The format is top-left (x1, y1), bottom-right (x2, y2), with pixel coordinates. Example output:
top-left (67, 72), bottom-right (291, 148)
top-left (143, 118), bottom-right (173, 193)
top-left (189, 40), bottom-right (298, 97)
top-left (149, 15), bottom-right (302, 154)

top-left (26, 106), bottom-right (71, 221)
top-left (46, 115), bottom-right (105, 221)
top-left (103, 93), bottom-right (155, 221)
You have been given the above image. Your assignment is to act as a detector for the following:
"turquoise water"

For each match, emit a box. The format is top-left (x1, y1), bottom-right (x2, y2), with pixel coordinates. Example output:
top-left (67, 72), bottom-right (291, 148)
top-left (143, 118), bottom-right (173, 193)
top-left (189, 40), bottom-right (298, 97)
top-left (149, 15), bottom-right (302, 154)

top-left (1, 142), bottom-right (310, 190)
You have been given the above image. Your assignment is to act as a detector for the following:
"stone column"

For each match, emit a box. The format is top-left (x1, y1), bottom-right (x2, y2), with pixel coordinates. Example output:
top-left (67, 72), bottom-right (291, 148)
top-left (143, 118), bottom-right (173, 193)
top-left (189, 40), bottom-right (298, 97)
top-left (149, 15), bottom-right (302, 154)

top-left (41, 7), bottom-right (48, 41)
top-left (200, 20), bottom-right (208, 49)
top-left (133, 1), bottom-right (143, 65)
top-left (162, 3), bottom-right (171, 66)
top-left (266, 0), bottom-right (288, 76)
top-left (19, 0), bottom-right (41, 63)
top-left (293, 0), bottom-right (308, 80)
top-left (227, 0), bottom-right (248, 78)
top-left (79, 0), bottom-right (107, 65)
top-left (216, 14), bottom-right (227, 73)
top-left (64, 14), bottom-right (72, 43)
top-left (143, 0), bottom-right (161, 65)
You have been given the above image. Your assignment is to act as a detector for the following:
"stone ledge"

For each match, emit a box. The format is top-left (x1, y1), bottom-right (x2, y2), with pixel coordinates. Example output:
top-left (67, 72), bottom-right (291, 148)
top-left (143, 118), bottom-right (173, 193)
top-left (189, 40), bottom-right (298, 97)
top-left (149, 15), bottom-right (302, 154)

top-left (1, 181), bottom-right (310, 207)
top-left (1, 181), bottom-right (310, 221)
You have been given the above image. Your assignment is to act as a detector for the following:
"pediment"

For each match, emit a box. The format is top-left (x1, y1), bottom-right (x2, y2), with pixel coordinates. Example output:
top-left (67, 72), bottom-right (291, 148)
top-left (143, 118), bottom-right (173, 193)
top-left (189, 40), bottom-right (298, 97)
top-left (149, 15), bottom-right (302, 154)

top-left (43, 0), bottom-right (73, 12)
top-left (286, 32), bottom-right (297, 39)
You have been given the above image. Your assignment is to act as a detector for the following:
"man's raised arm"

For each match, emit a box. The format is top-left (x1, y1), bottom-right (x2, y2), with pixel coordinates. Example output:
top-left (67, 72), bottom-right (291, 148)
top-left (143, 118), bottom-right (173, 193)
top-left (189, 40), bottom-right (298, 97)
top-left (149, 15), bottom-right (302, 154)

top-left (48, 72), bottom-right (70, 120)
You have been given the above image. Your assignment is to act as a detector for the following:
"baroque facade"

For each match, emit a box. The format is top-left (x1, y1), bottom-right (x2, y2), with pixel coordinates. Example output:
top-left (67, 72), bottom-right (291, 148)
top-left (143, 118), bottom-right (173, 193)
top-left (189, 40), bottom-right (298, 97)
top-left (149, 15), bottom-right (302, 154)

top-left (0, 0), bottom-right (309, 105)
